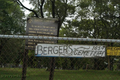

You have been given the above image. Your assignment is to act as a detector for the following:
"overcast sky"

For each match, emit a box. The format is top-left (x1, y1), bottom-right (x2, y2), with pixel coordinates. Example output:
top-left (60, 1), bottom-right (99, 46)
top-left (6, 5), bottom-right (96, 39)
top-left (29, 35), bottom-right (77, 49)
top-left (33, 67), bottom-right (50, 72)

top-left (20, 0), bottom-right (33, 16)
top-left (19, 0), bottom-right (74, 21)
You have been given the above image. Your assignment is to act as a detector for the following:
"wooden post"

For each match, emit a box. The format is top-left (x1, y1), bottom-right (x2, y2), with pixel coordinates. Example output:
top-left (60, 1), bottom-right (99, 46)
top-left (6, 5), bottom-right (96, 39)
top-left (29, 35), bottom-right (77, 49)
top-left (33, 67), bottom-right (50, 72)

top-left (49, 8), bottom-right (60, 79)
top-left (86, 64), bottom-right (89, 71)
top-left (21, 49), bottom-right (28, 80)
top-left (49, 57), bottom-right (55, 80)
top-left (108, 56), bottom-right (110, 70)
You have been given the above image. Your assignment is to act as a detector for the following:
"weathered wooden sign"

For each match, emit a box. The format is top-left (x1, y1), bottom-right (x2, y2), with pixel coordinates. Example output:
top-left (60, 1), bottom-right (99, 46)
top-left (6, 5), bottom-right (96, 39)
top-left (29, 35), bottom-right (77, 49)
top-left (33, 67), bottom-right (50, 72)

top-left (35, 44), bottom-right (106, 58)
top-left (25, 18), bottom-right (58, 50)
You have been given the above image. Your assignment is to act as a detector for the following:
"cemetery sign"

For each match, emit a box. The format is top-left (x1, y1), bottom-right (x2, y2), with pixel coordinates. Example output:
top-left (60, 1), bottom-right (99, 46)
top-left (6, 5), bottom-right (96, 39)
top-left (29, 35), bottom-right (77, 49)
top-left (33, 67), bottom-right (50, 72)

top-left (35, 44), bottom-right (106, 58)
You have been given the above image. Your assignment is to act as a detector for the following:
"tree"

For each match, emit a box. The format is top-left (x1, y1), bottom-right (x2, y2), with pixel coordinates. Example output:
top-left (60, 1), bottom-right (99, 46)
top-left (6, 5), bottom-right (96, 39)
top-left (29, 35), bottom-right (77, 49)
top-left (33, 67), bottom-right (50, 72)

top-left (57, 0), bottom-right (120, 70)
top-left (70, 0), bottom-right (120, 70)
top-left (0, 0), bottom-right (25, 67)
top-left (16, 0), bottom-right (76, 28)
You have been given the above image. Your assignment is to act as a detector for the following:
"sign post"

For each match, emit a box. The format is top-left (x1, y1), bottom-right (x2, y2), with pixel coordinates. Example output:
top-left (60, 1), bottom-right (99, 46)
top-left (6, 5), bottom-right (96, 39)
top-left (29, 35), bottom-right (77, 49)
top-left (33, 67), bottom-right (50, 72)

top-left (22, 18), bottom-right (58, 80)
top-left (49, 57), bottom-right (55, 80)
top-left (21, 49), bottom-right (28, 80)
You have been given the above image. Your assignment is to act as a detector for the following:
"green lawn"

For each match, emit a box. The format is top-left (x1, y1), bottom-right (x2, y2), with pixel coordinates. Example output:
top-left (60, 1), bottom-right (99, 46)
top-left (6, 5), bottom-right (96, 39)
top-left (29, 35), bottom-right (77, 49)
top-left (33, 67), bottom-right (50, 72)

top-left (0, 68), bottom-right (120, 80)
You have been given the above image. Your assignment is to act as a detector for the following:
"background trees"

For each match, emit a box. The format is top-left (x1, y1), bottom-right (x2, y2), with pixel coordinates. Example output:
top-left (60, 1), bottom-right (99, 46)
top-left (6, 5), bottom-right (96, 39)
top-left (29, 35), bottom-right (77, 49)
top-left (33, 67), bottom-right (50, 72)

top-left (67, 0), bottom-right (120, 70)
top-left (56, 0), bottom-right (120, 70)
top-left (0, 0), bottom-right (25, 67)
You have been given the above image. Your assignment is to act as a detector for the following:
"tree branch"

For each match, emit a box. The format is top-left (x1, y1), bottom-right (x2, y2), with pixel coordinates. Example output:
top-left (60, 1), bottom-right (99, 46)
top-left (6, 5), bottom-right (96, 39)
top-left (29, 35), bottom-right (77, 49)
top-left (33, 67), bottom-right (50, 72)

top-left (38, 0), bottom-right (44, 18)
top-left (50, 0), bottom-right (55, 18)
top-left (16, 0), bottom-right (39, 17)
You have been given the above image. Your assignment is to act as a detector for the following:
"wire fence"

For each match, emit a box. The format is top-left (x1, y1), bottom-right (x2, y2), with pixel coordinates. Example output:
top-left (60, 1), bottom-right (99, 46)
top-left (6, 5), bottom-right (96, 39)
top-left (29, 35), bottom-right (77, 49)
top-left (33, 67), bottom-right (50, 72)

top-left (0, 35), bottom-right (120, 80)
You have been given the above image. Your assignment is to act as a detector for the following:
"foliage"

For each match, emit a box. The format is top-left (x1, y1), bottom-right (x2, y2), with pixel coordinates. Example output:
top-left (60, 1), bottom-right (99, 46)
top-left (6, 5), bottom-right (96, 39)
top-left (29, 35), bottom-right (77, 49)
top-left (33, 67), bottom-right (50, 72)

top-left (58, 0), bottom-right (120, 70)
top-left (0, 0), bottom-right (25, 67)
top-left (0, 0), bottom-right (25, 35)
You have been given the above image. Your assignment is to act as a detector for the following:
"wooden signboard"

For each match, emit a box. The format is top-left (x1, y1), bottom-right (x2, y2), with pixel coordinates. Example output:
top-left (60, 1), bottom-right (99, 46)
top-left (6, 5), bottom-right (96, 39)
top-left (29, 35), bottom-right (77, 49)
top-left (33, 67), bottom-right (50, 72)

top-left (25, 18), bottom-right (58, 50)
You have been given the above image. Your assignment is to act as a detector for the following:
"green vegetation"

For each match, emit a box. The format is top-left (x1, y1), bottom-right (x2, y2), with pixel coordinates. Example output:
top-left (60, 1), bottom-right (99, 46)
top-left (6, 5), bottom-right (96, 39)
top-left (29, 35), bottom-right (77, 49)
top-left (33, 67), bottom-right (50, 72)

top-left (0, 0), bottom-right (120, 80)
top-left (0, 0), bottom-right (25, 67)
top-left (0, 68), bottom-right (120, 80)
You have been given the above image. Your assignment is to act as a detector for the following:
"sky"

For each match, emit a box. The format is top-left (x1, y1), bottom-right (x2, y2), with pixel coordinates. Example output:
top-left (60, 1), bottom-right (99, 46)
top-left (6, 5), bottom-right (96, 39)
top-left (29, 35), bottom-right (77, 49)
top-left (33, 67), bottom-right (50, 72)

top-left (19, 0), bottom-right (74, 21)
top-left (20, 0), bottom-right (33, 16)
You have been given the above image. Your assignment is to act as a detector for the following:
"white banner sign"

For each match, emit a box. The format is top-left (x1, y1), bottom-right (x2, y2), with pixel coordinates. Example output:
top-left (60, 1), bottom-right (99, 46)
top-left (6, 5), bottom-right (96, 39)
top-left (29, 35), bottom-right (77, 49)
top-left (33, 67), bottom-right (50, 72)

top-left (35, 44), bottom-right (106, 58)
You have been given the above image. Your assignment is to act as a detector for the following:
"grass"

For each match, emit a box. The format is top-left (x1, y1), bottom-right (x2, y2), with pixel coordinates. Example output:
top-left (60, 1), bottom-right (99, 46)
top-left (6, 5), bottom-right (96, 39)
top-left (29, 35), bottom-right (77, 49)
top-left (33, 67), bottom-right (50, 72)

top-left (0, 68), bottom-right (120, 80)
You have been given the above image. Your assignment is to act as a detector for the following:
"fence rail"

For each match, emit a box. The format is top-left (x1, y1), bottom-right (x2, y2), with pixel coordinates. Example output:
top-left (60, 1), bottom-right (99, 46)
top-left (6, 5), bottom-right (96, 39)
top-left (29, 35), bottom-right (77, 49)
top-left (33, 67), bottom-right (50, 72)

top-left (0, 34), bottom-right (120, 43)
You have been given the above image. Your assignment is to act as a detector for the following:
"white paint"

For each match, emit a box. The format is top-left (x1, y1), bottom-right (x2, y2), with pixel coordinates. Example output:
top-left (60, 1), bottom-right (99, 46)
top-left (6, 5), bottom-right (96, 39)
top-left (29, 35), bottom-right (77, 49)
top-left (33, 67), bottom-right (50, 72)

top-left (35, 44), bottom-right (106, 58)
